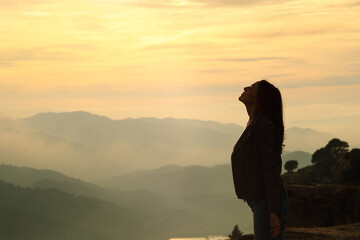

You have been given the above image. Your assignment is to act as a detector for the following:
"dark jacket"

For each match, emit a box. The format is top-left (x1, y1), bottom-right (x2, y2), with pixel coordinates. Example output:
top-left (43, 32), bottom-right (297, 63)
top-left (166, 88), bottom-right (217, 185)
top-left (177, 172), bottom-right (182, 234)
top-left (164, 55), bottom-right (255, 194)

top-left (231, 115), bottom-right (287, 216)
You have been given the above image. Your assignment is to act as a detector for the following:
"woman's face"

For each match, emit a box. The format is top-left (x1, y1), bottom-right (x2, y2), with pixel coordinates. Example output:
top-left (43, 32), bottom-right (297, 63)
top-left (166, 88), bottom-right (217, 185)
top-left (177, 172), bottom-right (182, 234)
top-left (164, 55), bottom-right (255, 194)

top-left (238, 81), bottom-right (259, 105)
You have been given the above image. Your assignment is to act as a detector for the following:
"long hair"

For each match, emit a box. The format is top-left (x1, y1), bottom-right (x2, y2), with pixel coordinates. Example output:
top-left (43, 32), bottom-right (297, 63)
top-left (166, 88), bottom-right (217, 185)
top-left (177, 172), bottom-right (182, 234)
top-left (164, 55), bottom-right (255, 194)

top-left (256, 80), bottom-right (285, 154)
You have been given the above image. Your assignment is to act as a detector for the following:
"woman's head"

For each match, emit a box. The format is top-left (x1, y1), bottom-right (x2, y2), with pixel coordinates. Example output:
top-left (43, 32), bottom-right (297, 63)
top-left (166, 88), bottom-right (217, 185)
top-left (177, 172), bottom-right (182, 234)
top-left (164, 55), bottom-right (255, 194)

top-left (239, 80), bottom-right (285, 153)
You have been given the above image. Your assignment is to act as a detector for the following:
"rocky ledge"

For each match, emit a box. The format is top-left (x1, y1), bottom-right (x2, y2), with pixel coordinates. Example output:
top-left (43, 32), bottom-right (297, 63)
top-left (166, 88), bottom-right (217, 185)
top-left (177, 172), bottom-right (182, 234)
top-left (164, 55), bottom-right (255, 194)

top-left (240, 184), bottom-right (360, 240)
top-left (240, 222), bottom-right (360, 240)
top-left (285, 183), bottom-right (360, 227)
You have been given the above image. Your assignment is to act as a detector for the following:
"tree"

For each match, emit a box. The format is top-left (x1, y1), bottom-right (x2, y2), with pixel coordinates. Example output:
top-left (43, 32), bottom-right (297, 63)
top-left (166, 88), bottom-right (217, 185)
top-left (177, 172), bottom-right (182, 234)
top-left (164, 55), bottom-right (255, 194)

top-left (347, 148), bottom-right (360, 184)
top-left (311, 138), bottom-right (349, 179)
top-left (333, 148), bottom-right (360, 184)
top-left (228, 225), bottom-right (243, 240)
top-left (312, 138), bottom-right (349, 165)
top-left (285, 160), bottom-right (298, 173)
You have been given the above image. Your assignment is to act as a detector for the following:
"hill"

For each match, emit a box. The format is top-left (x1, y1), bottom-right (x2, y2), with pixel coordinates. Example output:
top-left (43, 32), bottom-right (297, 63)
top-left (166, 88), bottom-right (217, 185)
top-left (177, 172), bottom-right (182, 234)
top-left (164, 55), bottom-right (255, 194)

top-left (0, 180), bottom-right (156, 240)
top-left (288, 115), bottom-right (360, 148)
top-left (0, 164), bottom-right (84, 187)
top-left (0, 164), bottom-right (252, 237)
top-left (285, 127), bottom-right (333, 153)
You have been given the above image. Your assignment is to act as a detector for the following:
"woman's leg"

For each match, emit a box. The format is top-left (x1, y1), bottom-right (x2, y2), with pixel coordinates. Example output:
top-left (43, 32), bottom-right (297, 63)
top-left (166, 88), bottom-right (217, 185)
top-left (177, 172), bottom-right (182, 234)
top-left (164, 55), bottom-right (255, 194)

top-left (247, 199), bottom-right (271, 240)
top-left (277, 194), bottom-right (290, 239)
top-left (246, 195), bottom-right (289, 240)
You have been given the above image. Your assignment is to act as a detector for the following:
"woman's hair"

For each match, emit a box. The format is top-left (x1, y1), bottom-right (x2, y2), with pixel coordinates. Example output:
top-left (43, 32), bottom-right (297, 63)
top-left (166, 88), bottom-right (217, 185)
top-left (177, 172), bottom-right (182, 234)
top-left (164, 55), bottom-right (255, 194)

top-left (256, 80), bottom-right (285, 154)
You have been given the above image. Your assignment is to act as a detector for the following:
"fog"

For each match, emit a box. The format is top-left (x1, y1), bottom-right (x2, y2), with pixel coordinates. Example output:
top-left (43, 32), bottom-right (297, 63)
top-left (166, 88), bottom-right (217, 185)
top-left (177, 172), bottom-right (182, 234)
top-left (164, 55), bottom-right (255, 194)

top-left (0, 117), bottom-right (124, 181)
top-left (0, 111), bottom-right (353, 182)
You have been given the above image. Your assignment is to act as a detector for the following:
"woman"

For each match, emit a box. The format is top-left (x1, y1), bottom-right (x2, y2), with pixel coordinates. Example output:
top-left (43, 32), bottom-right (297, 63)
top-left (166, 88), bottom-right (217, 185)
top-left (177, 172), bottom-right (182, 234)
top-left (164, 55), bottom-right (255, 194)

top-left (231, 80), bottom-right (290, 240)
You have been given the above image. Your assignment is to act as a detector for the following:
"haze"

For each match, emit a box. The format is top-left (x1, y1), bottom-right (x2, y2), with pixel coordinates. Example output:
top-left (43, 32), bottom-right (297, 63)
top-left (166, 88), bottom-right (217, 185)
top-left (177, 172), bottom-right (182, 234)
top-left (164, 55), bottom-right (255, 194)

top-left (1, 2), bottom-right (359, 237)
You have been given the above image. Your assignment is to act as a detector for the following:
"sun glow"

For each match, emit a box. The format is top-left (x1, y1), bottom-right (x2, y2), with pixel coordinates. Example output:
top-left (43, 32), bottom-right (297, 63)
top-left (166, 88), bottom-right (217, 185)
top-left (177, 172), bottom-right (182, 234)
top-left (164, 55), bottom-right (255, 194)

top-left (0, 0), bottom-right (359, 131)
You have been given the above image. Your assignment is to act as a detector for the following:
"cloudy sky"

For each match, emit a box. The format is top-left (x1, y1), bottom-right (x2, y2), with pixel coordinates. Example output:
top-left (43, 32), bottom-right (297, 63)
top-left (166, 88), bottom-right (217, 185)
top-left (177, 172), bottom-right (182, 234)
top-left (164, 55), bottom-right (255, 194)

top-left (1, 0), bottom-right (359, 139)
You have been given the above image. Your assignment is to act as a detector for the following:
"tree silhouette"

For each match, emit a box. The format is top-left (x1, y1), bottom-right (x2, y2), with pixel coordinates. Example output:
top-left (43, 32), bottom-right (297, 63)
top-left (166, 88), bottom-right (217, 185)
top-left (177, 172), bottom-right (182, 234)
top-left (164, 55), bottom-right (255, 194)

top-left (311, 138), bottom-right (349, 179)
top-left (285, 160), bottom-right (298, 173)
top-left (312, 138), bottom-right (349, 165)
top-left (228, 225), bottom-right (243, 240)
top-left (334, 148), bottom-right (360, 184)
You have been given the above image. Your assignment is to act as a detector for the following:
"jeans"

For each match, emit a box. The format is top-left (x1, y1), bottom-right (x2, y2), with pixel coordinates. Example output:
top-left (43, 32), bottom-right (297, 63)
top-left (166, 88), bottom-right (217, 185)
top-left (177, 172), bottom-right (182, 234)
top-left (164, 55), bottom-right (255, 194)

top-left (246, 194), bottom-right (290, 240)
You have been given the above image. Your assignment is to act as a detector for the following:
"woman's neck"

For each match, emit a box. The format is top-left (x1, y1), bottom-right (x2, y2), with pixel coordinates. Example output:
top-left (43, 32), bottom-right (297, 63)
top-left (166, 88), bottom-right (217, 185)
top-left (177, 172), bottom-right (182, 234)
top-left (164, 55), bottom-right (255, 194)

top-left (245, 103), bottom-right (258, 121)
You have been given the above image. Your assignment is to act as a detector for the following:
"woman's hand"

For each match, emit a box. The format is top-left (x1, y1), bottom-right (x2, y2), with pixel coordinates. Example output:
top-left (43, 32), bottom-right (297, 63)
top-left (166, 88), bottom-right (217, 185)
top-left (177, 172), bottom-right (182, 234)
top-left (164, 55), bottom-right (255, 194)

top-left (269, 213), bottom-right (281, 238)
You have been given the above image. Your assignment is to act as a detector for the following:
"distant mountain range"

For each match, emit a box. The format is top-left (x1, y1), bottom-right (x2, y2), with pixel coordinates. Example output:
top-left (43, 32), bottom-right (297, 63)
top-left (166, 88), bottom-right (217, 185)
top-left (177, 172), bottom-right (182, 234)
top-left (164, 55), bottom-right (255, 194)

top-left (0, 111), bottom-right (356, 239)
top-left (0, 111), bottom-right (340, 180)
top-left (288, 115), bottom-right (360, 149)
top-left (285, 127), bottom-right (333, 153)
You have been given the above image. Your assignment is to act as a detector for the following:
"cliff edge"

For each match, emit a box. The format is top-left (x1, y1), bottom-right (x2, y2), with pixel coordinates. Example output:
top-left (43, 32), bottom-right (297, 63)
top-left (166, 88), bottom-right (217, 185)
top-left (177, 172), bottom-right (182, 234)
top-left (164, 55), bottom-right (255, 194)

top-left (240, 222), bottom-right (360, 240)
top-left (286, 183), bottom-right (360, 227)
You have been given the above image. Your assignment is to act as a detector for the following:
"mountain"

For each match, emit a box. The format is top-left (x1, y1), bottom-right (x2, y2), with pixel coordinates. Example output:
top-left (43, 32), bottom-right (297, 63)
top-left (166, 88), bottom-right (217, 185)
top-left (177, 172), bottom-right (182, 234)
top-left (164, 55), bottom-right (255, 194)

top-left (0, 164), bottom-right (84, 187)
top-left (0, 180), bottom-right (157, 240)
top-left (288, 115), bottom-right (360, 148)
top-left (0, 164), bottom-right (182, 217)
top-left (16, 111), bottom-right (243, 179)
top-left (11, 111), bottom-right (334, 180)
top-left (102, 164), bottom-right (235, 198)
top-left (23, 111), bottom-right (243, 149)
top-left (284, 127), bottom-right (333, 153)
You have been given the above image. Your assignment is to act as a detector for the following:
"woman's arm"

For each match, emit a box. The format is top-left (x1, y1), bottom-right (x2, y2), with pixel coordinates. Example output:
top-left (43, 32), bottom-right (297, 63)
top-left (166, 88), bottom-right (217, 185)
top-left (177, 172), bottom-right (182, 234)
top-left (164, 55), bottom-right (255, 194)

top-left (258, 122), bottom-right (282, 216)
top-left (258, 122), bottom-right (282, 238)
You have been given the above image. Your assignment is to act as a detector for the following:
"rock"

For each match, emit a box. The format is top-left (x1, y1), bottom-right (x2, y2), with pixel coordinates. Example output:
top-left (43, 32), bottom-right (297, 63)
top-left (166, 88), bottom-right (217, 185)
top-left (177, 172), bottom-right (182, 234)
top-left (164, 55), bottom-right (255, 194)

top-left (239, 234), bottom-right (254, 240)
top-left (239, 223), bottom-right (360, 240)
top-left (284, 222), bottom-right (360, 240)
top-left (286, 184), bottom-right (360, 227)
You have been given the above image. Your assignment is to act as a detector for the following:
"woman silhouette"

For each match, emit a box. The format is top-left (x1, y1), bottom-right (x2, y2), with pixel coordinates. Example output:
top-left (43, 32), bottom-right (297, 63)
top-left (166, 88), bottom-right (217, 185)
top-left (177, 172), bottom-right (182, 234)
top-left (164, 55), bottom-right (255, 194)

top-left (231, 80), bottom-right (290, 240)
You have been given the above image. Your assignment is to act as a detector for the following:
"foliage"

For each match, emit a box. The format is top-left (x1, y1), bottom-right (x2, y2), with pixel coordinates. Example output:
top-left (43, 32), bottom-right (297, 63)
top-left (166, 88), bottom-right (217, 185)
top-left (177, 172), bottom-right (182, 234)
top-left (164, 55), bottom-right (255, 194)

top-left (333, 148), bottom-right (360, 184)
top-left (311, 138), bottom-right (349, 179)
top-left (312, 138), bottom-right (349, 164)
top-left (284, 160), bottom-right (298, 173)
top-left (228, 225), bottom-right (243, 240)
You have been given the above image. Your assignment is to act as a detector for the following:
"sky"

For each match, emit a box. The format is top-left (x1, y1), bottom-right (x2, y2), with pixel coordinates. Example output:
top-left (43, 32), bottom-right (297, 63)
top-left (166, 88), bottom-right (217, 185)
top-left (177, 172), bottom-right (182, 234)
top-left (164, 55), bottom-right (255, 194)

top-left (1, 0), bottom-right (359, 138)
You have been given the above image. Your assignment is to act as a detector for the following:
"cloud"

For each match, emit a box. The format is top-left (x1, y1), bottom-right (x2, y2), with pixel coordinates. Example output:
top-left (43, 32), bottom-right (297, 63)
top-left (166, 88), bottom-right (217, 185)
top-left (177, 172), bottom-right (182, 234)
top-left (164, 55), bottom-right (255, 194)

top-left (191, 0), bottom-right (292, 7)
top-left (0, 81), bottom-right (244, 102)
top-left (216, 57), bottom-right (293, 62)
top-left (23, 11), bottom-right (52, 16)
top-left (348, 1), bottom-right (360, 7)
top-left (0, 48), bottom-right (71, 64)
top-left (0, 61), bottom-right (13, 67)
top-left (116, 0), bottom-right (293, 8)
top-left (196, 68), bottom-right (236, 74)
top-left (279, 74), bottom-right (360, 89)
top-left (0, 0), bottom-right (56, 9)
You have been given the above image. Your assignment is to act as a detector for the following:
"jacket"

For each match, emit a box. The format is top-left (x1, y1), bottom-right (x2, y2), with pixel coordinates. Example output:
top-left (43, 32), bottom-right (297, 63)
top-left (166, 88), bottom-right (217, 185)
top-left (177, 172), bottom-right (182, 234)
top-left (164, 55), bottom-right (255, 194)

top-left (231, 114), bottom-right (287, 216)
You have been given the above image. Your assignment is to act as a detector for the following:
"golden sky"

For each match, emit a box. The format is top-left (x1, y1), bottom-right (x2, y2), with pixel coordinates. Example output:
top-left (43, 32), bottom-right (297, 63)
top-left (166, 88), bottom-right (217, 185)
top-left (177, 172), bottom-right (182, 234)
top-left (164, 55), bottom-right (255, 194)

top-left (1, 0), bottom-right (360, 131)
